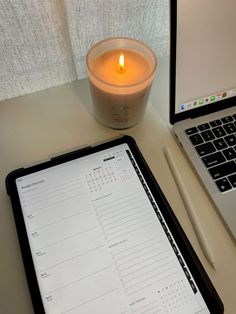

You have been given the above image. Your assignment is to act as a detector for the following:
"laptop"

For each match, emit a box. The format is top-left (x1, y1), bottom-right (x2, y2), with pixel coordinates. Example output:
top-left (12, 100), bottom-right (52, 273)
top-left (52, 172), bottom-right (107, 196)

top-left (170, 0), bottom-right (236, 241)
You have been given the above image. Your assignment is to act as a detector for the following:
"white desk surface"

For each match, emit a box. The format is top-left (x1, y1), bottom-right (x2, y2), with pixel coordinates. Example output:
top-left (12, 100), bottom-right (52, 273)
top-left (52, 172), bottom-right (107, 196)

top-left (0, 57), bottom-right (235, 313)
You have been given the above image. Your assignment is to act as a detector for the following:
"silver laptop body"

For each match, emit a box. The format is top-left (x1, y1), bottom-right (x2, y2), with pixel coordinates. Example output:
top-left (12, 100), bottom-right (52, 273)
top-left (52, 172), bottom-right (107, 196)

top-left (170, 0), bottom-right (236, 240)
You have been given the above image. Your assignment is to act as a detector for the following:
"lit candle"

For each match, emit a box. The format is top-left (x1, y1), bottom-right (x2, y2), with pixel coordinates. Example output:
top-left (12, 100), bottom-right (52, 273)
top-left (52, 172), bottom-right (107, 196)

top-left (119, 54), bottom-right (124, 72)
top-left (86, 37), bottom-right (157, 129)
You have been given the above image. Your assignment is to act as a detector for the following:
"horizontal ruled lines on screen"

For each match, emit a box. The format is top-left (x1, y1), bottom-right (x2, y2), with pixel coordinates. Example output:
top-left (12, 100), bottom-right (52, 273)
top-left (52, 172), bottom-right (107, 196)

top-left (114, 237), bottom-right (165, 265)
top-left (46, 266), bottom-right (111, 295)
top-left (61, 288), bottom-right (125, 314)
top-left (39, 244), bottom-right (104, 274)
top-left (34, 226), bottom-right (98, 252)
top-left (22, 179), bottom-right (85, 213)
top-left (25, 202), bottom-right (93, 232)
top-left (125, 264), bottom-right (179, 296)
top-left (29, 210), bottom-right (94, 235)
top-left (22, 178), bottom-right (83, 203)
top-left (94, 194), bottom-right (154, 241)
top-left (133, 300), bottom-right (162, 314)
top-left (112, 235), bottom-right (178, 296)
top-left (95, 192), bottom-right (141, 214)
top-left (35, 227), bottom-right (103, 272)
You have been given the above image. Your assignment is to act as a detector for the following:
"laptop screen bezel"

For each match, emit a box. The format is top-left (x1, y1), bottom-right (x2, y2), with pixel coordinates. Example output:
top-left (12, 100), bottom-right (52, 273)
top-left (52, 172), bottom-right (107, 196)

top-left (169, 0), bottom-right (236, 125)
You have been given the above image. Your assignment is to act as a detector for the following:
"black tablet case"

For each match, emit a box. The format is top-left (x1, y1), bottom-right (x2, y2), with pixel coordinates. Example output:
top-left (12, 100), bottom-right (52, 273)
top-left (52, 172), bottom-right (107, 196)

top-left (5, 135), bottom-right (224, 314)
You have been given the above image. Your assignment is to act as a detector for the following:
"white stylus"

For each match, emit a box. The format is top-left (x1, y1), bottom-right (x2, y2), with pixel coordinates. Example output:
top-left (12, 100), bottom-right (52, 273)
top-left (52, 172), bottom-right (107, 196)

top-left (163, 146), bottom-right (215, 269)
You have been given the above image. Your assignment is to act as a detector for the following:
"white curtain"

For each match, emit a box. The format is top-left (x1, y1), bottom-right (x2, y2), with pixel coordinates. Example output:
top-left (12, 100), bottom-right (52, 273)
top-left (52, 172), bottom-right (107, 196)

top-left (0, 0), bottom-right (169, 101)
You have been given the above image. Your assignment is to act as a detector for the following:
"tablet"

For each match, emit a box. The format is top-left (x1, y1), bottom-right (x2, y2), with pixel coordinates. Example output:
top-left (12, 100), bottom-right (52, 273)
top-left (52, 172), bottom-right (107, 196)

top-left (6, 135), bottom-right (223, 314)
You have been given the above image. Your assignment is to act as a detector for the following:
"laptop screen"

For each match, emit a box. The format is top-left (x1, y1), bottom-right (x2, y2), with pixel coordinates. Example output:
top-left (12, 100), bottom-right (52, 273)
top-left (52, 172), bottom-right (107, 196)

top-left (170, 0), bottom-right (236, 123)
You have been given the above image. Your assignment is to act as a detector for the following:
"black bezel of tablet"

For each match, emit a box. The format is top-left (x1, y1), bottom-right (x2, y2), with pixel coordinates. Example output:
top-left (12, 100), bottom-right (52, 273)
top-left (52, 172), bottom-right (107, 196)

top-left (5, 135), bottom-right (223, 314)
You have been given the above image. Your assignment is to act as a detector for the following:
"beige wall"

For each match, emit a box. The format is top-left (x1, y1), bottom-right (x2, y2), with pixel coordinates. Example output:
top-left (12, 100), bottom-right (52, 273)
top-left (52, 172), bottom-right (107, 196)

top-left (0, 0), bottom-right (169, 101)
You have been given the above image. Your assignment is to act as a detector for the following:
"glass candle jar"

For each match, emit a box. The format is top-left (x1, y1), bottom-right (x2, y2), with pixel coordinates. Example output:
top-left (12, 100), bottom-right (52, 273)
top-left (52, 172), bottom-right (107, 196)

top-left (86, 37), bottom-right (157, 129)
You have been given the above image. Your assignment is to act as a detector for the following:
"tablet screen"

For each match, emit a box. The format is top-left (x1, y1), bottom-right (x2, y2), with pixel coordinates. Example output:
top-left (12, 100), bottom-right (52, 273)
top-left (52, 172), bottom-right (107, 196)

top-left (15, 143), bottom-right (211, 313)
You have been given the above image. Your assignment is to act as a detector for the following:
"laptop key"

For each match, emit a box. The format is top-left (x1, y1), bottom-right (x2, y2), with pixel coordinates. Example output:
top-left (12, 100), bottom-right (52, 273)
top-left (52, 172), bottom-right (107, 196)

top-left (213, 138), bottom-right (228, 150)
top-left (185, 127), bottom-right (198, 135)
top-left (208, 160), bottom-right (236, 179)
top-left (201, 130), bottom-right (215, 141)
top-left (195, 142), bottom-right (216, 156)
top-left (212, 126), bottom-right (226, 138)
top-left (224, 134), bottom-right (236, 146)
top-left (189, 133), bottom-right (204, 145)
top-left (210, 119), bottom-right (222, 127)
top-left (198, 123), bottom-right (210, 131)
top-left (221, 116), bottom-right (234, 124)
top-left (223, 123), bottom-right (236, 134)
top-left (202, 152), bottom-right (225, 168)
top-left (222, 147), bottom-right (236, 160)
top-left (215, 178), bottom-right (232, 192)
top-left (228, 174), bottom-right (236, 188)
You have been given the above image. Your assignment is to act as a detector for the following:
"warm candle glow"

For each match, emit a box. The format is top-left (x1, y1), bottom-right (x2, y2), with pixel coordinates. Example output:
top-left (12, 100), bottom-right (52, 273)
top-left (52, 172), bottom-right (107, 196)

top-left (87, 37), bottom-right (157, 128)
top-left (119, 54), bottom-right (125, 71)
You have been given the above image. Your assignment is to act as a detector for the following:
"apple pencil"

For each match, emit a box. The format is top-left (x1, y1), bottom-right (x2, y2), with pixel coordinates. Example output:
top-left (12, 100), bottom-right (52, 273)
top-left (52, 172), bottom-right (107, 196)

top-left (163, 146), bottom-right (215, 269)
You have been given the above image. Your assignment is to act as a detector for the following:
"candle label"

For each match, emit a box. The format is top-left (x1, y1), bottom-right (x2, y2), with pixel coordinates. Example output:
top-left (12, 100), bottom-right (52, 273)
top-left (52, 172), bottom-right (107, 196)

top-left (90, 82), bottom-right (152, 129)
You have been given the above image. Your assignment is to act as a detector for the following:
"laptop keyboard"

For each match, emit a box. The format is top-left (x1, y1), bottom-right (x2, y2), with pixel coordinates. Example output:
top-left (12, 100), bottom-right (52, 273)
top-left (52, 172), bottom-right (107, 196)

top-left (185, 114), bottom-right (236, 193)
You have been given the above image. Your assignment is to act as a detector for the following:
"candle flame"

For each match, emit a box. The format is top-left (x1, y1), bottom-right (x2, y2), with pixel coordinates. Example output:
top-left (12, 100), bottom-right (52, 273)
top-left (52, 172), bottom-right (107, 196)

top-left (119, 54), bottom-right (125, 71)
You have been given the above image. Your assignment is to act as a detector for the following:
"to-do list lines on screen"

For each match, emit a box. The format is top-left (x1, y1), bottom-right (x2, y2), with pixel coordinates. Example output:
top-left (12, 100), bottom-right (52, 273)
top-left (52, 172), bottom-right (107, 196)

top-left (16, 144), bottom-right (209, 314)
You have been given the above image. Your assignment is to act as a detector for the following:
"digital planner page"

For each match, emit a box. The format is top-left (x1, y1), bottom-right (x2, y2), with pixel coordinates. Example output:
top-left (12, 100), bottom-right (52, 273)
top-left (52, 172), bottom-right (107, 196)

top-left (16, 144), bottom-right (209, 314)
